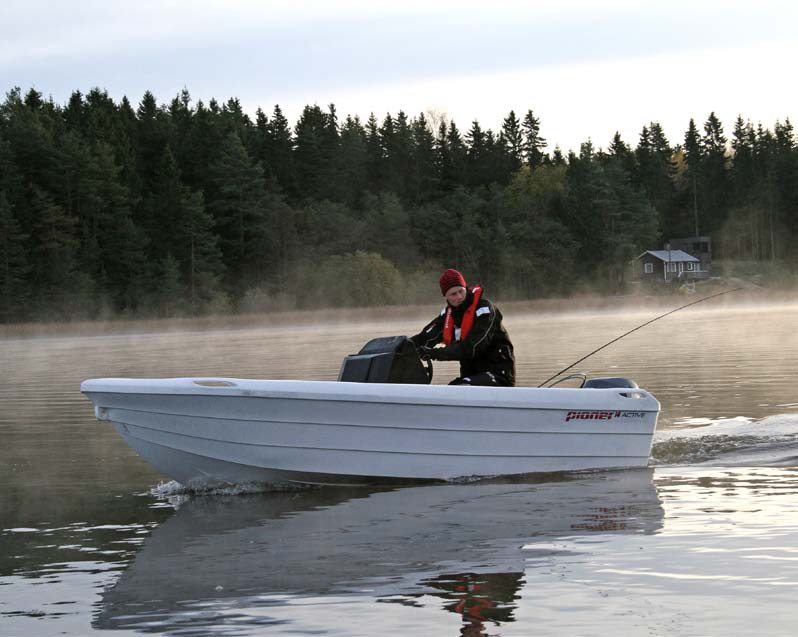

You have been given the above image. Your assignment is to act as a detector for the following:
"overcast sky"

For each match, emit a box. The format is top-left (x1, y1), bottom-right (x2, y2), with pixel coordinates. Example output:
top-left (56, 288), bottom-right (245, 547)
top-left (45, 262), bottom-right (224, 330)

top-left (1, 0), bottom-right (796, 152)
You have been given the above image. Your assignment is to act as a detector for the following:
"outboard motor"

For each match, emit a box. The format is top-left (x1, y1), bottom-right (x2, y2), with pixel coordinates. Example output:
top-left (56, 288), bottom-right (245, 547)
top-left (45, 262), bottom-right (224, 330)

top-left (582, 377), bottom-right (638, 389)
top-left (338, 336), bottom-right (431, 384)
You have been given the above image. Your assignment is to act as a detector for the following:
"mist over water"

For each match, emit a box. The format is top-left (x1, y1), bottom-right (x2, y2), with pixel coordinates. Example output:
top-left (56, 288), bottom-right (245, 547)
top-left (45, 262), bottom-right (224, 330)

top-left (2, 300), bottom-right (798, 635)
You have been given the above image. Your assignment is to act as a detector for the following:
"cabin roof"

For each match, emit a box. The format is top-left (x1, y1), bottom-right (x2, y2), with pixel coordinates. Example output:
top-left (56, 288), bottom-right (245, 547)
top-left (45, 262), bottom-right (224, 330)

top-left (638, 250), bottom-right (699, 262)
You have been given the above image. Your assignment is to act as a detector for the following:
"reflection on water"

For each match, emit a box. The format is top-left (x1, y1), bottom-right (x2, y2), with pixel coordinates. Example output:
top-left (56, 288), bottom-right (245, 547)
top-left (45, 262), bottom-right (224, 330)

top-left (5, 467), bottom-right (798, 636)
top-left (95, 470), bottom-right (660, 634)
top-left (2, 301), bottom-right (798, 635)
top-left (393, 572), bottom-right (524, 637)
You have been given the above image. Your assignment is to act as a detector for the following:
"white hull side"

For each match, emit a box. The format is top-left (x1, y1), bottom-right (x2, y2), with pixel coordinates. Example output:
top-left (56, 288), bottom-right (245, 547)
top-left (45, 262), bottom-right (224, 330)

top-left (82, 378), bottom-right (660, 485)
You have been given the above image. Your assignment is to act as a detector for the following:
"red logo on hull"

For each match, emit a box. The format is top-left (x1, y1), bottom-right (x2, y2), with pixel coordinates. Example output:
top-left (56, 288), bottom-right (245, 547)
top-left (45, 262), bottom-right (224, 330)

top-left (565, 410), bottom-right (620, 422)
top-left (565, 410), bottom-right (646, 422)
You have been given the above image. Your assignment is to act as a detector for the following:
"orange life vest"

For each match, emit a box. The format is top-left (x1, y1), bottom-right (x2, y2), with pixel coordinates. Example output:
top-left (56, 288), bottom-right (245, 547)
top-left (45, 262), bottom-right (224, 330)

top-left (443, 285), bottom-right (483, 345)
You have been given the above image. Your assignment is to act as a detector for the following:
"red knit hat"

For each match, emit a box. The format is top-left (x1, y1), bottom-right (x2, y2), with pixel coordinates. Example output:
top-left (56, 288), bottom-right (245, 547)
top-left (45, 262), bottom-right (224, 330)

top-left (439, 268), bottom-right (466, 295)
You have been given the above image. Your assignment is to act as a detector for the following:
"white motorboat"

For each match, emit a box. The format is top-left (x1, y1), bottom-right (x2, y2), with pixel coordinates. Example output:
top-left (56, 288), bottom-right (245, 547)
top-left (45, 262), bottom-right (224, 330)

top-left (81, 336), bottom-right (660, 486)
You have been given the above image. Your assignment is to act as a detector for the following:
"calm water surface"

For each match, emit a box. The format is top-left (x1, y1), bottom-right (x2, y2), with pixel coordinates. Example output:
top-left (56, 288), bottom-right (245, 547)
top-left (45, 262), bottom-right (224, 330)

top-left (2, 302), bottom-right (798, 636)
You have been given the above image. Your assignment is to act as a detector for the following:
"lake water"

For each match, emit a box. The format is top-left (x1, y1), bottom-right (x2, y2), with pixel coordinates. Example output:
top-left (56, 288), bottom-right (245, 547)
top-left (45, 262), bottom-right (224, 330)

top-left (2, 299), bottom-right (798, 636)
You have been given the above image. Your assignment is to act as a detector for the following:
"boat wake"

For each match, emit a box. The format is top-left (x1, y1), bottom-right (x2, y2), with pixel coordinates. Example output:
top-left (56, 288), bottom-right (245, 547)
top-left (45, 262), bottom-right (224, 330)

top-left (651, 413), bottom-right (798, 467)
top-left (149, 478), bottom-right (319, 502)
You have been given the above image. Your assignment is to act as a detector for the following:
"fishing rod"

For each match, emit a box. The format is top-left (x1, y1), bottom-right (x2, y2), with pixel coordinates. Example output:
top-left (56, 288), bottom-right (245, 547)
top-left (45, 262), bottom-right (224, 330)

top-left (537, 287), bottom-right (744, 388)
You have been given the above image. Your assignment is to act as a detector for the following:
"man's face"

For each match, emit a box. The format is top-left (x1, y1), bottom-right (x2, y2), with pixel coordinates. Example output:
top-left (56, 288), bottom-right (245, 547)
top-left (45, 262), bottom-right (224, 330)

top-left (445, 286), bottom-right (467, 307)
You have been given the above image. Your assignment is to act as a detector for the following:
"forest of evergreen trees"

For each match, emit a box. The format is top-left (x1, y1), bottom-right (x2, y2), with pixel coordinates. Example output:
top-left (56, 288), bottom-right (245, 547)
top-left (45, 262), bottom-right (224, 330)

top-left (0, 86), bottom-right (796, 323)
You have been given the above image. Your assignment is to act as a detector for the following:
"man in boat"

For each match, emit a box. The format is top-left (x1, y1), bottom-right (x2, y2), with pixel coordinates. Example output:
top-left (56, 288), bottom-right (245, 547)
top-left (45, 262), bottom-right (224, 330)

top-left (411, 268), bottom-right (515, 387)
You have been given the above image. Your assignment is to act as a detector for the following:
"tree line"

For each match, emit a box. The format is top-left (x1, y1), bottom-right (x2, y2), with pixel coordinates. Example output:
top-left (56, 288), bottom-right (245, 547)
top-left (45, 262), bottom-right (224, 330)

top-left (1, 87), bottom-right (796, 323)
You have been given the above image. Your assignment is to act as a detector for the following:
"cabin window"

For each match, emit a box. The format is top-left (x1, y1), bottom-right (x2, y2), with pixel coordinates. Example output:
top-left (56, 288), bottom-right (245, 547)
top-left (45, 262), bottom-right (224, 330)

top-left (644, 263), bottom-right (653, 274)
top-left (686, 262), bottom-right (694, 271)
top-left (668, 262), bottom-right (678, 272)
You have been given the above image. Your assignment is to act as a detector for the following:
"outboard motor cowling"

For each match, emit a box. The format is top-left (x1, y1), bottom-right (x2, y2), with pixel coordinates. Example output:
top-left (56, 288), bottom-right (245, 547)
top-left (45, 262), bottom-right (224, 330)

top-left (582, 377), bottom-right (638, 389)
top-left (338, 336), bottom-right (431, 384)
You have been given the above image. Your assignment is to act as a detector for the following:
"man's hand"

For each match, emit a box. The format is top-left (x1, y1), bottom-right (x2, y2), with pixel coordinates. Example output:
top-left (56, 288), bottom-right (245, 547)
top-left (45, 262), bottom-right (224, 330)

top-left (418, 346), bottom-right (443, 361)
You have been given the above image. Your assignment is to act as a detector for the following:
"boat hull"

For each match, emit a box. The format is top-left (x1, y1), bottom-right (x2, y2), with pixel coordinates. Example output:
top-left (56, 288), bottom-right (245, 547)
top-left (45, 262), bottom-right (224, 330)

top-left (81, 378), bottom-right (660, 485)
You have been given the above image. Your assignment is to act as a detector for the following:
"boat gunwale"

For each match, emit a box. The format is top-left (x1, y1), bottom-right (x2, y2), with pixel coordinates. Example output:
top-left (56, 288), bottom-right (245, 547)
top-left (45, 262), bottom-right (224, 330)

top-left (81, 378), bottom-right (660, 412)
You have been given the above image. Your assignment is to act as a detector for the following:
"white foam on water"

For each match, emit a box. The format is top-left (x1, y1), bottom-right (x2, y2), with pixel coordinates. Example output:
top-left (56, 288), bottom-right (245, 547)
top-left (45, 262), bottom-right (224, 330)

top-left (658, 413), bottom-right (798, 440)
top-left (148, 478), bottom-right (318, 503)
top-left (652, 412), bottom-right (798, 466)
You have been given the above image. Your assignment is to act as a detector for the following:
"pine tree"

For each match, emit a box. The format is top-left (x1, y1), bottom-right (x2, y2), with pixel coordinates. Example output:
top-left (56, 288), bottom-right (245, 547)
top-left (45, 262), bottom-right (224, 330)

top-left (387, 110), bottom-right (414, 200)
top-left (115, 96), bottom-right (140, 195)
top-left (773, 119), bottom-right (798, 253)
top-left (364, 112), bottom-right (383, 193)
top-left (410, 113), bottom-right (438, 202)
top-left (377, 113), bottom-right (400, 194)
top-left (80, 141), bottom-right (147, 310)
top-left (683, 119), bottom-right (701, 168)
top-left (167, 88), bottom-right (196, 177)
top-left (23, 88), bottom-right (42, 110)
top-left (267, 105), bottom-right (294, 196)
top-left (501, 110), bottom-right (523, 173)
top-left (562, 144), bottom-right (605, 277)
top-left (521, 109), bottom-right (547, 169)
top-left (0, 191), bottom-right (30, 321)
top-left (2, 88), bottom-right (65, 231)
top-left (682, 118), bottom-right (703, 236)
top-left (220, 97), bottom-right (252, 140)
top-left (64, 90), bottom-right (85, 133)
top-left (84, 88), bottom-right (128, 150)
top-left (335, 114), bottom-right (368, 206)
top-left (253, 108), bottom-right (271, 179)
top-left (608, 132), bottom-right (637, 178)
top-left (601, 162), bottom-right (659, 285)
top-left (483, 129), bottom-right (507, 183)
top-left (701, 112), bottom-right (731, 236)
top-left (294, 104), bottom-right (336, 200)
top-left (180, 98), bottom-right (225, 198)
top-left (437, 121), bottom-right (467, 191)
top-left (725, 117), bottom-right (773, 259)
top-left (752, 124), bottom-right (780, 258)
top-left (466, 119), bottom-right (490, 187)
top-left (550, 146), bottom-right (566, 166)
top-left (135, 91), bottom-right (168, 192)
top-left (731, 116), bottom-right (757, 203)
top-left (29, 186), bottom-right (80, 315)
top-left (323, 103), bottom-right (340, 161)
top-left (636, 122), bottom-right (677, 237)
top-left (144, 145), bottom-right (183, 262)
top-left (0, 130), bottom-right (24, 215)
top-left (207, 132), bottom-right (269, 289)
top-left (176, 188), bottom-right (225, 313)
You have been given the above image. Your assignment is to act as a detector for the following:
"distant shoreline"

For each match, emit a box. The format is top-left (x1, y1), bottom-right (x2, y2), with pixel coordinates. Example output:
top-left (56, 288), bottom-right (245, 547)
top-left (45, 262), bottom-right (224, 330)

top-left (2, 285), bottom-right (796, 340)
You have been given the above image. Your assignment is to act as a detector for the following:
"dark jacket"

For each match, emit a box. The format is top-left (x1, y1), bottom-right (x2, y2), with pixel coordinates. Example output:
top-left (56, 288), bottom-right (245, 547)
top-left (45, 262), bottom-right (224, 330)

top-left (411, 288), bottom-right (515, 386)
